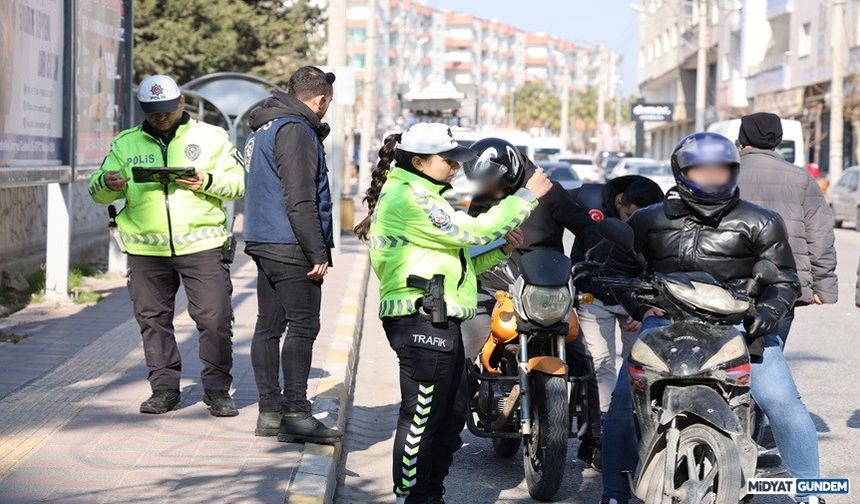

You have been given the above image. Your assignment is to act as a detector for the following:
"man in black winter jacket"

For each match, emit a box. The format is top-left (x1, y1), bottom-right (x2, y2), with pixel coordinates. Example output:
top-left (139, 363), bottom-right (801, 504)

top-left (243, 66), bottom-right (341, 444)
top-left (599, 132), bottom-right (822, 504)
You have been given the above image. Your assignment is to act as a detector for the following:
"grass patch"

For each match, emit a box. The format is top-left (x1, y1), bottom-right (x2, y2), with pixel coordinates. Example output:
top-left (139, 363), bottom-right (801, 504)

top-left (0, 330), bottom-right (28, 344)
top-left (0, 263), bottom-right (105, 315)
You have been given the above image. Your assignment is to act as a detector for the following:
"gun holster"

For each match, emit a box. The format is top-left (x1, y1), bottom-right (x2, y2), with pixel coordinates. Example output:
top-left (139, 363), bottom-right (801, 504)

top-left (407, 274), bottom-right (447, 324)
top-left (220, 235), bottom-right (237, 264)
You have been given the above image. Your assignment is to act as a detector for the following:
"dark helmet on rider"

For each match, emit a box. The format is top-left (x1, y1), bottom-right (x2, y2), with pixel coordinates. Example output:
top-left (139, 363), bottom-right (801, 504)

top-left (462, 137), bottom-right (525, 192)
top-left (670, 132), bottom-right (740, 203)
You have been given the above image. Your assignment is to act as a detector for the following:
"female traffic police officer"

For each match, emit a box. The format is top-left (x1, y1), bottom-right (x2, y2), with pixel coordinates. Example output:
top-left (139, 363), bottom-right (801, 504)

top-left (354, 123), bottom-right (552, 503)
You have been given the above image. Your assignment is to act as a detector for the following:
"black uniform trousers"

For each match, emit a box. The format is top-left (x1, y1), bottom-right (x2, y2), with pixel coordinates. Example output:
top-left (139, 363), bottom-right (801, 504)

top-left (249, 255), bottom-right (323, 413)
top-left (383, 313), bottom-right (467, 503)
top-left (127, 248), bottom-right (234, 392)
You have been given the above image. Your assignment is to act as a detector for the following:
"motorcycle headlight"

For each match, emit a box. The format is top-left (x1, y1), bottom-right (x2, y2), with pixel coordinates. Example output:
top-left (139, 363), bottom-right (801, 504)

top-left (700, 335), bottom-right (747, 370)
top-left (664, 281), bottom-right (750, 315)
top-left (629, 338), bottom-right (670, 373)
top-left (520, 285), bottom-right (572, 326)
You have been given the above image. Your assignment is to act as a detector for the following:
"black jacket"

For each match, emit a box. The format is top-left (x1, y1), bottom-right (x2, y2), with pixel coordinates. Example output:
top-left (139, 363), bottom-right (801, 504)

top-left (610, 189), bottom-right (800, 327)
top-left (569, 177), bottom-right (647, 305)
top-left (245, 92), bottom-right (332, 266)
top-left (468, 163), bottom-right (599, 255)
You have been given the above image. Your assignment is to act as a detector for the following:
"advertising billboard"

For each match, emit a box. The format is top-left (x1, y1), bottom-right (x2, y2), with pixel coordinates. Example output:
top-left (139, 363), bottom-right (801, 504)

top-left (0, 0), bottom-right (65, 166)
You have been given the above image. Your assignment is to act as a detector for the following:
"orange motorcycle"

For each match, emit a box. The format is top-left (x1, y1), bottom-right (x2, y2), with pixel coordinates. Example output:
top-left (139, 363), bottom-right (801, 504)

top-left (466, 249), bottom-right (594, 501)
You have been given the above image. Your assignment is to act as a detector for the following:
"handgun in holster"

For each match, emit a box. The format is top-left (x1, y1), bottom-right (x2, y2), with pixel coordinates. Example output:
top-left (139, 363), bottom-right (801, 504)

top-left (107, 205), bottom-right (126, 253)
top-left (221, 215), bottom-right (237, 264)
top-left (407, 274), bottom-right (447, 324)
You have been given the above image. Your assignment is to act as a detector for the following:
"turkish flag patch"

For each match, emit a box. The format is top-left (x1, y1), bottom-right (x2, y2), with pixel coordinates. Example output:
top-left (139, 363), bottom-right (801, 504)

top-left (588, 209), bottom-right (604, 223)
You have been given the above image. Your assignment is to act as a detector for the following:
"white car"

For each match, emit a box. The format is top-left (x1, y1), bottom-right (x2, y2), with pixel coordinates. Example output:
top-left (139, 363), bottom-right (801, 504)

top-left (607, 157), bottom-right (657, 180)
top-left (625, 161), bottom-right (675, 194)
top-left (556, 154), bottom-right (604, 183)
top-left (536, 161), bottom-right (582, 191)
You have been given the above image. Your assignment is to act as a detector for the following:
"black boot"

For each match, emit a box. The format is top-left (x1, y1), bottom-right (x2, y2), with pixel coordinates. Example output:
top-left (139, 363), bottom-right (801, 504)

top-left (577, 437), bottom-right (603, 472)
top-left (140, 390), bottom-right (181, 414)
top-left (255, 411), bottom-right (282, 437)
top-left (277, 411), bottom-right (343, 445)
top-left (203, 389), bottom-right (239, 417)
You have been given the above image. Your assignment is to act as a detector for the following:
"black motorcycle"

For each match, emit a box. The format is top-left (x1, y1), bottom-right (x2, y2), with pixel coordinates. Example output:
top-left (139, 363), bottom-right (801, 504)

top-left (578, 218), bottom-right (782, 504)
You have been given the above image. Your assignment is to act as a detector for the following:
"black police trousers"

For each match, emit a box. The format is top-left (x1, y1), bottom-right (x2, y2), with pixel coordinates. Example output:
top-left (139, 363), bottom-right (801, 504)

top-left (127, 248), bottom-right (234, 392)
top-left (383, 313), bottom-right (467, 503)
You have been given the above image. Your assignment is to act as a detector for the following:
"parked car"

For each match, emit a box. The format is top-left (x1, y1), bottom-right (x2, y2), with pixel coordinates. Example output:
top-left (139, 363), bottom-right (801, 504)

top-left (625, 161), bottom-right (674, 194)
top-left (555, 154), bottom-right (604, 183)
top-left (595, 150), bottom-right (633, 177)
top-left (607, 157), bottom-right (656, 180)
top-left (530, 136), bottom-right (565, 161)
top-left (536, 161), bottom-right (582, 191)
top-left (829, 166), bottom-right (860, 229)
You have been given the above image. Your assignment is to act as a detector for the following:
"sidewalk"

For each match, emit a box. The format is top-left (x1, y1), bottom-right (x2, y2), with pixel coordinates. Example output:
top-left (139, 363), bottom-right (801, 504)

top-left (0, 236), bottom-right (369, 503)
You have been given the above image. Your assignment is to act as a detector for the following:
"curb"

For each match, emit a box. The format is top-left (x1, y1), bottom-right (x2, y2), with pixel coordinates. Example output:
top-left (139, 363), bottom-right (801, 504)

top-left (286, 251), bottom-right (370, 504)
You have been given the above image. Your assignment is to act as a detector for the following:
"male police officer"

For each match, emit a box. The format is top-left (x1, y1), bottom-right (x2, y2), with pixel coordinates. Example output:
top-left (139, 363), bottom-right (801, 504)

top-left (89, 75), bottom-right (245, 416)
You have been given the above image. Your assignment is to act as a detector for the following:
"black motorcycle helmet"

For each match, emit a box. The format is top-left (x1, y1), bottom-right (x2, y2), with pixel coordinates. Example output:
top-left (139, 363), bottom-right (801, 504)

top-left (462, 137), bottom-right (526, 192)
top-left (670, 132), bottom-right (740, 203)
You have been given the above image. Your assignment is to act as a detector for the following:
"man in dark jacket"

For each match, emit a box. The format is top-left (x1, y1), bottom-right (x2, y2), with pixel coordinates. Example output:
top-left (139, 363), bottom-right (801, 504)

top-left (599, 132), bottom-right (822, 504)
top-left (736, 112), bottom-right (838, 347)
top-left (568, 177), bottom-right (663, 414)
top-left (243, 66), bottom-right (341, 444)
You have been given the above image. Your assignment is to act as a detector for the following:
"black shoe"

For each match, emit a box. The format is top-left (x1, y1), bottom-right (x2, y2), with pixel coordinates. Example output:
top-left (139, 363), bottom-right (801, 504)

top-left (140, 390), bottom-right (181, 414)
top-left (600, 498), bottom-right (627, 504)
top-left (427, 485), bottom-right (446, 504)
top-left (577, 438), bottom-right (603, 472)
top-left (277, 411), bottom-right (343, 445)
top-left (255, 411), bottom-right (282, 437)
top-left (202, 389), bottom-right (239, 417)
top-left (757, 452), bottom-right (782, 468)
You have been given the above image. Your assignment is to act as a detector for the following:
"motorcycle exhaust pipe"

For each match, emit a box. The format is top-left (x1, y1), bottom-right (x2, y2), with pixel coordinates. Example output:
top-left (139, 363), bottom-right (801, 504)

top-left (490, 384), bottom-right (520, 430)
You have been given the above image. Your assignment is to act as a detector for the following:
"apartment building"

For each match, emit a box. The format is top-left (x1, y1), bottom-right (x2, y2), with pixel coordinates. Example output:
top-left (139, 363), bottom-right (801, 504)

top-left (638, 0), bottom-right (860, 171)
top-left (344, 0), bottom-right (621, 133)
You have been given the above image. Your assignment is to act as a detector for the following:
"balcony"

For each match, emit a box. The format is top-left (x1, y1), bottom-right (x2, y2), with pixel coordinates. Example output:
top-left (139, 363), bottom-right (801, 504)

top-left (746, 65), bottom-right (791, 98)
top-left (767, 0), bottom-right (793, 20)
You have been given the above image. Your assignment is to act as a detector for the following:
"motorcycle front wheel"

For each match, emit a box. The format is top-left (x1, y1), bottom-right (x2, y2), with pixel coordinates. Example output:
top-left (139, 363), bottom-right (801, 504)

top-left (523, 373), bottom-right (569, 501)
top-left (646, 424), bottom-right (742, 504)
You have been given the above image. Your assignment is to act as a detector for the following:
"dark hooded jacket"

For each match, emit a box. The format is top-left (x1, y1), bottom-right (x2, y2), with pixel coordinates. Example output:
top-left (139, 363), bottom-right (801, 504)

top-left (608, 188), bottom-right (800, 355)
top-left (244, 91), bottom-right (332, 267)
top-left (468, 161), bottom-right (599, 255)
top-left (737, 147), bottom-right (838, 305)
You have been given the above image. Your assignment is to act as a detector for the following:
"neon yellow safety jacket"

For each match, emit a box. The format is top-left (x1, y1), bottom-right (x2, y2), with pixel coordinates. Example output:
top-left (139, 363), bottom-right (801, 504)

top-left (369, 167), bottom-right (538, 320)
top-left (88, 117), bottom-right (245, 257)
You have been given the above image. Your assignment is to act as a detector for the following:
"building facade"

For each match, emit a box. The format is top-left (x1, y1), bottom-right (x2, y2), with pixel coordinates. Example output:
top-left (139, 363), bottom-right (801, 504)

top-left (638, 0), bottom-right (860, 172)
top-left (345, 0), bottom-right (622, 135)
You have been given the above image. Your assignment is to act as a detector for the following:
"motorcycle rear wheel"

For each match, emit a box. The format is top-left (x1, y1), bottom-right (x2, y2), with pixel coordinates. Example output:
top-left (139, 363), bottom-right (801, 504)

top-left (646, 424), bottom-right (742, 504)
top-left (523, 373), bottom-right (569, 501)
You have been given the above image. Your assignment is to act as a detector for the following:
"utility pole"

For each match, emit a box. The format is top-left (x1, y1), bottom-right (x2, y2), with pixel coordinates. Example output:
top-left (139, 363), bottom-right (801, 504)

top-left (327, 0), bottom-right (347, 247)
top-left (560, 74), bottom-right (570, 150)
top-left (597, 45), bottom-right (607, 125)
top-left (695, 0), bottom-right (708, 131)
top-left (829, 0), bottom-right (846, 181)
top-left (358, 0), bottom-right (377, 193)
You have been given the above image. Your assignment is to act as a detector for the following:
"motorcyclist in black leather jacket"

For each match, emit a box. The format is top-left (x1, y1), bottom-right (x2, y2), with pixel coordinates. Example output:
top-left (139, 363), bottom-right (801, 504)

top-left (599, 132), bottom-right (823, 504)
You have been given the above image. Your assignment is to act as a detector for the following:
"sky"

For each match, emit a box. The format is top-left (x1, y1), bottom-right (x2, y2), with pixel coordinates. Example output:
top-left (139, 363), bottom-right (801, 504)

top-left (425, 0), bottom-right (640, 96)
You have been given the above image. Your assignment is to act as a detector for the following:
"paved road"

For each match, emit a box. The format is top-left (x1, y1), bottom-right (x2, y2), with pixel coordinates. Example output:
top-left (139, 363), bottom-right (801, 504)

top-left (338, 229), bottom-right (860, 503)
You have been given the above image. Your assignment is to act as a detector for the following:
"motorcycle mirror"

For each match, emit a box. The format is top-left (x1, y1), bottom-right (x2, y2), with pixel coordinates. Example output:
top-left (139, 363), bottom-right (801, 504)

top-left (752, 260), bottom-right (780, 285)
top-left (597, 217), bottom-right (635, 252)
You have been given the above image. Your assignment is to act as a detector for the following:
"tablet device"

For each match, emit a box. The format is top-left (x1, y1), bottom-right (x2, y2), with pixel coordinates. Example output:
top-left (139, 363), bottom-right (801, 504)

top-left (131, 166), bottom-right (196, 184)
top-left (469, 238), bottom-right (507, 258)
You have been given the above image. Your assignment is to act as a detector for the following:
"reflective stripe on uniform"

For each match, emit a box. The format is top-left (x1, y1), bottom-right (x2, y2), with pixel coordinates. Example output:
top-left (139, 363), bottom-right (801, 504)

top-left (409, 180), bottom-right (529, 247)
top-left (369, 235), bottom-right (411, 249)
top-left (378, 298), bottom-right (476, 320)
top-left (120, 226), bottom-right (227, 247)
